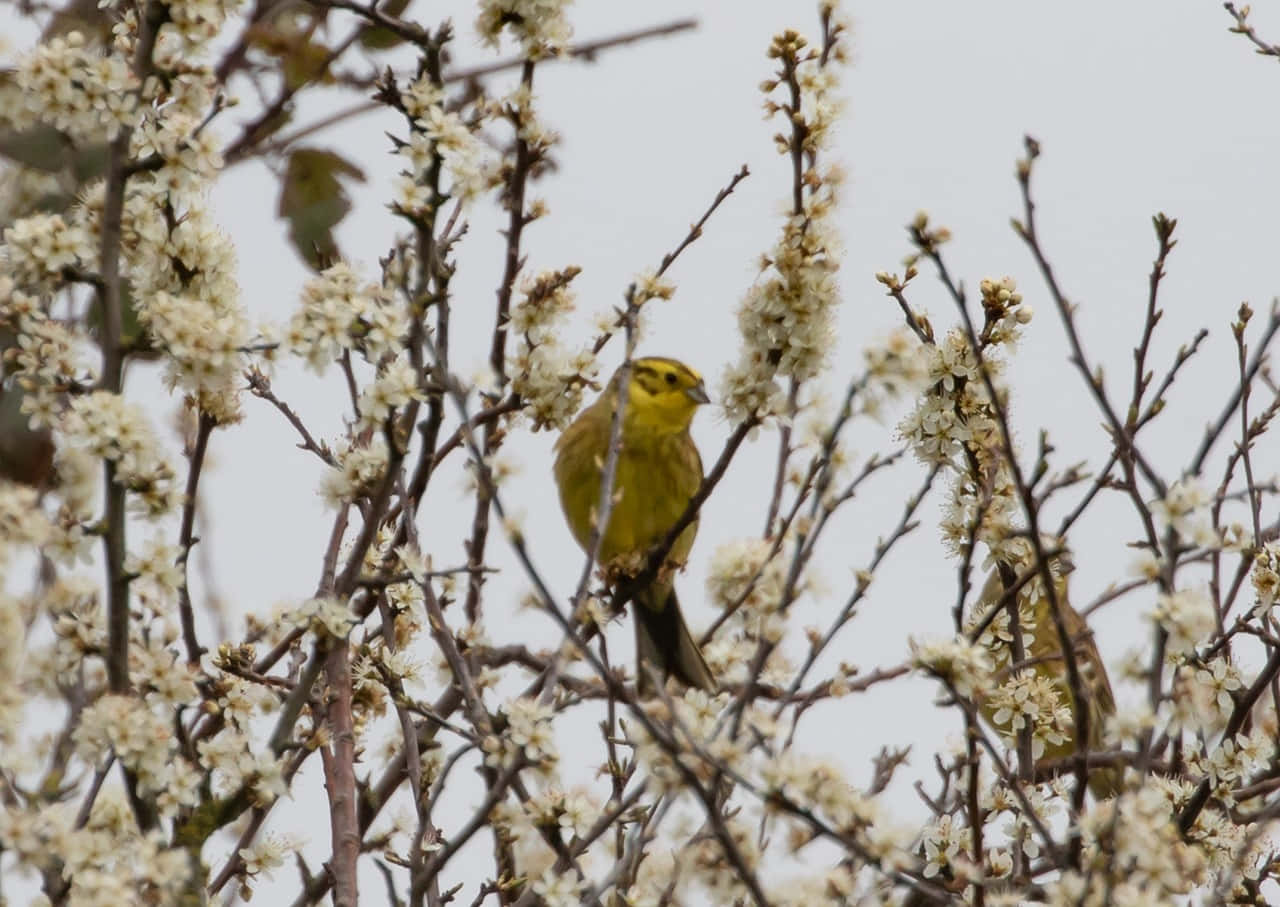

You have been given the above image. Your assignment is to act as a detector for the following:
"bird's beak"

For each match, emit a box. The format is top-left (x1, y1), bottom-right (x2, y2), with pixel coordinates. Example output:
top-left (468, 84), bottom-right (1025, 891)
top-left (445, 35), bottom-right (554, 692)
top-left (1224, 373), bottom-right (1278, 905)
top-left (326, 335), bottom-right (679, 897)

top-left (686, 381), bottom-right (710, 405)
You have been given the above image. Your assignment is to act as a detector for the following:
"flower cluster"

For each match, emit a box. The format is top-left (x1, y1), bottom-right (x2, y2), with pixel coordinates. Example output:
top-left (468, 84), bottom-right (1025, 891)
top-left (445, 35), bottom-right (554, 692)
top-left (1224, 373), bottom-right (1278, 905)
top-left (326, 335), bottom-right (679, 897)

top-left (17, 79), bottom-right (249, 419)
top-left (704, 537), bottom-right (789, 661)
top-left (123, 536), bottom-right (185, 611)
top-left (706, 537), bottom-right (786, 615)
top-left (1070, 780), bottom-right (1213, 902)
top-left (860, 326), bottom-right (930, 420)
top-left (518, 786), bottom-right (599, 844)
top-left (158, 0), bottom-right (246, 55)
top-left (1149, 587), bottom-right (1215, 659)
top-left (1161, 658), bottom-right (1240, 739)
top-left (530, 868), bottom-right (583, 907)
top-left (0, 482), bottom-right (53, 573)
top-left (898, 277), bottom-right (1028, 482)
top-left (288, 263), bottom-right (408, 371)
top-left (721, 22), bottom-right (847, 422)
top-left (920, 812), bottom-right (972, 881)
top-left (475, 0), bottom-right (574, 59)
top-left (492, 81), bottom-right (559, 188)
top-left (760, 750), bottom-right (882, 834)
top-left (10, 32), bottom-right (140, 141)
top-left (320, 438), bottom-right (390, 507)
top-left (895, 270), bottom-right (1045, 589)
top-left (987, 669), bottom-right (1072, 759)
top-left (197, 727), bottom-right (288, 806)
top-left (61, 392), bottom-right (180, 517)
top-left (484, 697), bottom-right (558, 771)
top-left (507, 267), bottom-right (597, 430)
top-left (910, 635), bottom-right (994, 700)
top-left (207, 674), bottom-right (273, 729)
top-left (1189, 730), bottom-right (1274, 807)
top-left (728, 195), bottom-right (843, 393)
top-left (355, 354), bottom-right (424, 433)
top-left (1250, 539), bottom-right (1280, 616)
top-left (1151, 478), bottom-right (1218, 549)
top-left (288, 596), bottom-right (358, 639)
top-left (2, 212), bottom-right (95, 287)
top-left (74, 695), bottom-right (200, 809)
top-left (0, 790), bottom-right (196, 903)
top-left (49, 575), bottom-right (105, 664)
top-left (1, 299), bottom-right (97, 446)
top-left (131, 107), bottom-right (226, 196)
top-left (977, 276), bottom-right (1033, 347)
top-left (123, 189), bottom-right (232, 293)
top-left (964, 584), bottom-right (1036, 665)
top-left (239, 831), bottom-right (305, 881)
top-left (132, 632), bottom-right (199, 707)
top-left (394, 74), bottom-right (497, 214)
top-left (899, 331), bottom-right (984, 465)
top-left (136, 289), bottom-right (248, 414)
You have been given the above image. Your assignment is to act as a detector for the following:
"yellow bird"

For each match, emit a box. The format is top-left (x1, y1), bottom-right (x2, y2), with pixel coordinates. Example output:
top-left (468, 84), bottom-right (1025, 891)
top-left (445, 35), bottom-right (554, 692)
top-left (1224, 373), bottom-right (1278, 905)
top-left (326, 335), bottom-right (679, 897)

top-left (553, 357), bottom-right (716, 693)
top-left (974, 553), bottom-right (1119, 799)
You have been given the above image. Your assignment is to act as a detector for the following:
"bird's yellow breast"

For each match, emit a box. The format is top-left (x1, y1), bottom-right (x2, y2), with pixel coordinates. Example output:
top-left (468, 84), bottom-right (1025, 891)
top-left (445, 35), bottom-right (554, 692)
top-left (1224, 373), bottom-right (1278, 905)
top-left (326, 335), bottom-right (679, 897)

top-left (553, 396), bottom-right (702, 569)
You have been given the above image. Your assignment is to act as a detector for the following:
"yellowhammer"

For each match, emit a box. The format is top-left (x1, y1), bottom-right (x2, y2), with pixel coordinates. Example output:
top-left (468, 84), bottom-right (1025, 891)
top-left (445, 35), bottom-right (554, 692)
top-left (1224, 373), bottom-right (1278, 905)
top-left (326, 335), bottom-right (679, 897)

top-left (553, 357), bottom-right (716, 693)
top-left (973, 553), bottom-right (1119, 799)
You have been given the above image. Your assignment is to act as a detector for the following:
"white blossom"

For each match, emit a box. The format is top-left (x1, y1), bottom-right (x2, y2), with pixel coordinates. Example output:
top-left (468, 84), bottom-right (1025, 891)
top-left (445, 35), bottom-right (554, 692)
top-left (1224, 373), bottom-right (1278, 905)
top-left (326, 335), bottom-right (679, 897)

top-left (706, 537), bottom-right (783, 603)
top-left (321, 438), bottom-right (390, 507)
top-left (1149, 588), bottom-right (1215, 659)
top-left (910, 635), bottom-right (994, 699)
top-left (61, 392), bottom-right (180, 517)
top-left (289, 596), bottom-right (357, 639)
top-left (507, 268), bottom-right (597, 431)
top-left (74, 696), bottom-right (190, 802)
top-left (987, 669), bottom-right (1071, 759)
top-left (288, 262), bottom-right (408, 370)
top-left (721, 31), bottom-right (845, 422)
top-left (12, 33), bottom-right (140, 141)
top-left (476, 0), bottom-right (574, 58)
top-left (1151, 478), bottom-right (1217, 548)
top-left (356, 355), bottom-right (424, 432)
top-left (1250, 540), bottom-right (1280, 617)
top-left (197, 728), bottom-right (288, 805)
top-left (2, 212), bottom-right (95, 285)
top-left (239, 832), bottom-right (304, 879)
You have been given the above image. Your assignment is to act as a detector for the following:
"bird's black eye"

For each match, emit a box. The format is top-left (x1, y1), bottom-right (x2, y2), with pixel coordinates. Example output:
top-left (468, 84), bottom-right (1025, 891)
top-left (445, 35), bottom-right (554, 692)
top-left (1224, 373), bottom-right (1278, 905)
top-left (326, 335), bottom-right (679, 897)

top-left (664, 372), bottom-right (677, 385)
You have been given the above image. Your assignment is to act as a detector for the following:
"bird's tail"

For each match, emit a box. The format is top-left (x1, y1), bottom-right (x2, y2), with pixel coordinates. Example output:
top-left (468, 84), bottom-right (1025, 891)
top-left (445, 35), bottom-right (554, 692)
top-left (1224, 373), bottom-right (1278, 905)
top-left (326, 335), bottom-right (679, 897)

top-left (1083, 687), bottom-right (1123, 800)
top-left (1087, 765), bottom-right (1123, 801)
top-left (632, 581), bottom-right (715, 695)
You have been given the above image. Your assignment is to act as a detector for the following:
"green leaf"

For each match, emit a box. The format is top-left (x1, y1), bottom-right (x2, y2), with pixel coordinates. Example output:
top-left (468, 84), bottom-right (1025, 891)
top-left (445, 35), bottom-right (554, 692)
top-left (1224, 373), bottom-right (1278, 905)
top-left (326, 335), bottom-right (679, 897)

top-left (278, 148), bottom-right (367, 270)
top-left (358, 0), bottom-right (412, 50)
top-left (246, 15), bottom-right (339, 92)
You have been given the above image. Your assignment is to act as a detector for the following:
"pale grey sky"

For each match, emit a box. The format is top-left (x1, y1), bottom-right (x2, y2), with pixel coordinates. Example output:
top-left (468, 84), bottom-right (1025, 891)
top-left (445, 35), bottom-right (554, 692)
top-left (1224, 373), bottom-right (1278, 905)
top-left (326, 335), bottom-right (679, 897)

top-left (198, 3), bottom-right (1280, 899)
top-left (7, 0), bottom-right (1280, 901)
top-left (209, 2), bottom-right (1280, 900)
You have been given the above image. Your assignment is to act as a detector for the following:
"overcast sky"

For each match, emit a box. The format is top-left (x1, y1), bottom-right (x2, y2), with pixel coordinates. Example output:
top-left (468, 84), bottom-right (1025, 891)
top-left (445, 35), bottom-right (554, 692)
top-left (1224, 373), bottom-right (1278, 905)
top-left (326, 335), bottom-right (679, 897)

top-left (208, 2), bottom-right (1280, 899)
top-left (8, 0), bottom-right (1280, 901)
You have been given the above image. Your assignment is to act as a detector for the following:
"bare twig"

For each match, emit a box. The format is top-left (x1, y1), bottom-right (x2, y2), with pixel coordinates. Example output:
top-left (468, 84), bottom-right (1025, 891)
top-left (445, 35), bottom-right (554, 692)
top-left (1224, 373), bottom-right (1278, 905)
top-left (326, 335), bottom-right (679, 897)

top-left (175, 411), bottom-right (214, 665)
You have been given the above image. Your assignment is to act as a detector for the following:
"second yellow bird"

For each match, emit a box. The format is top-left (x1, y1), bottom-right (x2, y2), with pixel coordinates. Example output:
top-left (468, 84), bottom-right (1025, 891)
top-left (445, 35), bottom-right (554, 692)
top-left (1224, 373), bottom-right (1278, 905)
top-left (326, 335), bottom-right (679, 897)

top-left (974, 554), bottom-right (1119, 799)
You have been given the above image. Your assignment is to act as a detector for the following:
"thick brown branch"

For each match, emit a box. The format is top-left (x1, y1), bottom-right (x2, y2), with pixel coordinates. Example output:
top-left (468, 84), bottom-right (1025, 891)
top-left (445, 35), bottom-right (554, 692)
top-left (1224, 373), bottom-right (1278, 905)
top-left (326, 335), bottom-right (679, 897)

top-left (321, 639), bottom-right (360, 907)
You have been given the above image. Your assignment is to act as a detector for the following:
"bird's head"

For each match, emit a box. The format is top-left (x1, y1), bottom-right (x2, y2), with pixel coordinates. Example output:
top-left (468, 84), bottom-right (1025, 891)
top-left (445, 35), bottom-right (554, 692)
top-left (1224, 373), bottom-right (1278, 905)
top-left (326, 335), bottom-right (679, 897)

top-left (614, 357), bottom-right (709, 434)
